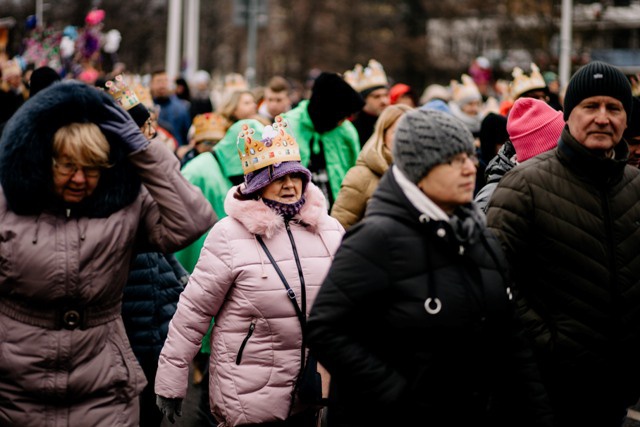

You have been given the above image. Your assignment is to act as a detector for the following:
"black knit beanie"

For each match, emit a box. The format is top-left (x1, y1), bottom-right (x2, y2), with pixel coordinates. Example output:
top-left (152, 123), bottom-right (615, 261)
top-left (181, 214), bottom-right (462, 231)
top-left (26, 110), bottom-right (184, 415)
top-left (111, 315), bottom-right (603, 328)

top-left (392, 109), bottom-right (475, 183)
top-left (29, 66), bottom-right (61, 96)
top-left (308, 72), bottom-right (364, 133)
top-left (563, 61), bottom-right (632, 123)
top-left (479, 112), bottom-right (508, 164)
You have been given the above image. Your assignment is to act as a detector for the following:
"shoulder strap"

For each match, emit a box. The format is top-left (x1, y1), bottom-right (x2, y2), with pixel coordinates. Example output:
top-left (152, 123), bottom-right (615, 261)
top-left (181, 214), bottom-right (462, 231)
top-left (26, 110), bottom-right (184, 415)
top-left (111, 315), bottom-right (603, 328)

top-left (255, 235), bottom-right (306, 328)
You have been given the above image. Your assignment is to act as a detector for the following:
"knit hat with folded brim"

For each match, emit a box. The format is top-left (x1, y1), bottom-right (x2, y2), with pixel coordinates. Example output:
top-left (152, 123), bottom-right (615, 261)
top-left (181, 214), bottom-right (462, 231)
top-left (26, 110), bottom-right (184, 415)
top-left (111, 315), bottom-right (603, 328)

top-left (563, 61), bottom-right (632, 123)
top-left (392, 109), bottom-right (475, 183)
top-left (507, 97), bottom-right (564, 162)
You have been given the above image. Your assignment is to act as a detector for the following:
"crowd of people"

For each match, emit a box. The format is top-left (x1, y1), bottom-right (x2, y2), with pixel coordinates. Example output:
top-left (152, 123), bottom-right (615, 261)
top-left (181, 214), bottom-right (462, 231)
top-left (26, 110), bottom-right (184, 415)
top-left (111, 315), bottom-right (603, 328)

top-left (3, 9), bottom-right (640, 427)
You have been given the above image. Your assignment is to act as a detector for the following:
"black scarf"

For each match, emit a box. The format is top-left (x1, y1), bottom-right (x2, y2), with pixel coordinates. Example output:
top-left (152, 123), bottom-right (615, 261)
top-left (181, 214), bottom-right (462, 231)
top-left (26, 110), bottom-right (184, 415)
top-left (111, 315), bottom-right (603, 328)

top-left (262, 196), bottom-right (307, 220)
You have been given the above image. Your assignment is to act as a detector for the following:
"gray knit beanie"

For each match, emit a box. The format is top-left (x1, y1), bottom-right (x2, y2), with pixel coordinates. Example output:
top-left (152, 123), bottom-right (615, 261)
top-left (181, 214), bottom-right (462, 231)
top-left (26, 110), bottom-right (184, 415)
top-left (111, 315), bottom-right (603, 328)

top-left (392, 109), bottom-right (475, 183)
top-left (563, 61), bottom-right (632, 122)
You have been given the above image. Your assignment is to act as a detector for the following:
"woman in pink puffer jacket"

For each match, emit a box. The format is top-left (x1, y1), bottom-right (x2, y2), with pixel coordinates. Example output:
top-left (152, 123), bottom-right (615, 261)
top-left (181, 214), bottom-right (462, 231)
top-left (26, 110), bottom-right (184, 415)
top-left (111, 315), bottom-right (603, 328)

top-left (155, 118), bottom-right (344, 426)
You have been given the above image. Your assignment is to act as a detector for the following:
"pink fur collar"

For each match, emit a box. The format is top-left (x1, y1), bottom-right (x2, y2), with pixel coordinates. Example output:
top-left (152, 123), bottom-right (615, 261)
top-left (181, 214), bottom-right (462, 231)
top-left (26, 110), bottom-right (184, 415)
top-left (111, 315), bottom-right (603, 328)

top-left (224, 183), bottom-right (328, 238)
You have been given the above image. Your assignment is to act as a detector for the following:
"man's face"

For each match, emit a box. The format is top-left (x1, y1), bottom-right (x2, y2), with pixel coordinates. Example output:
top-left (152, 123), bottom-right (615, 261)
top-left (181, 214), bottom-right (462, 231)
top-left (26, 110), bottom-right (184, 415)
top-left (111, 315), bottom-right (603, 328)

top-left (567, 96), bottom-right (627, 154)
top-left (150, 73), bottom-right (171, 99)
top-left (363, 88), bottom-right (389, 116)
top-left (264, 88), bottom-right (291, 117)
top-left (627, 137), bottom-right (640, 168)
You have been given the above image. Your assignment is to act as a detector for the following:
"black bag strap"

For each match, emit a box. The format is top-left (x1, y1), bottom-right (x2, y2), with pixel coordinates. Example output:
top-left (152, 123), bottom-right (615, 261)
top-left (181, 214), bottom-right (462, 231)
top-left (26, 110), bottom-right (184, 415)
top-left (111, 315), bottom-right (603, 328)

top-left (255, 234), bottom-right (306, 328)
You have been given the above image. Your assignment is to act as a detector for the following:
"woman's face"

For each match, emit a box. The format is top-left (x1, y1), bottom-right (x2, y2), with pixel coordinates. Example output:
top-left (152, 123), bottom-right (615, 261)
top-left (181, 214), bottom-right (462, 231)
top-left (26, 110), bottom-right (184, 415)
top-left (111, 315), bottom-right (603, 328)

top-left (261, 173), bottom-right (303, 204)
top-left (461, 99), bottom-right (481, 116)
top-left (233, 93), bottom-right (257, 120)
top-left (52, 148), bottom-right (101, 203)
top-left (417, 152), bottom-right (477, 214)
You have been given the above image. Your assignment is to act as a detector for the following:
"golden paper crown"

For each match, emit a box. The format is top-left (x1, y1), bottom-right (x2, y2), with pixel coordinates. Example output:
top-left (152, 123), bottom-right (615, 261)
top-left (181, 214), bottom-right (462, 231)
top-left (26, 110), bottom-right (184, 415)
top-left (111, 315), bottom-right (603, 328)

top-left (192, 112), bottom-right (227, 143)
top-left (344, 59), bottom-right (388, 93)
top-left (105, 74), bottom-right (140, 110)
top-left (133, 83), bottom-right (154, 110)
top-left (237, 116), bottom-right (300, 174)
top-left (450, 74), bottom-right (481, 104)
top-left (224, 72), bottom-right (248, 92)
top-left (1, 59), bottom-right (21, 79)
top-left (510, 63), bottom-right (546, 100)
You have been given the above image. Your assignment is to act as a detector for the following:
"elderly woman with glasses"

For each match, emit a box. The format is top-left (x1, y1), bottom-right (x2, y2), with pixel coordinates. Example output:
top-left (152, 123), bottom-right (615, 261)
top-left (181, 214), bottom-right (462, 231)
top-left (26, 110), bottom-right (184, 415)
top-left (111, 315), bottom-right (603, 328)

top-left (0, 80), bottom-right (215, 426)
top-left (305, 109), bottom-right (553, 427)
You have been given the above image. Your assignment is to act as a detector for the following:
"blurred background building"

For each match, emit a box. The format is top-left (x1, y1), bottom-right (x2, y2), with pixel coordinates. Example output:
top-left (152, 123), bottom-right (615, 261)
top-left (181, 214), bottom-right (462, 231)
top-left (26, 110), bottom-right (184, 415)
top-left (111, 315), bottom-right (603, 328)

top-left (1, 0), bottom-right (640, 89)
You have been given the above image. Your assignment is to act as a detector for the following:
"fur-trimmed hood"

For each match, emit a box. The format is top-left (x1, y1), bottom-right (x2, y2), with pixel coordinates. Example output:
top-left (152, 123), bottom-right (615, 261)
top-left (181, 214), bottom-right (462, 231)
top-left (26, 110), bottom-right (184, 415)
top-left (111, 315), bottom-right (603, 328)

top-left (224, 182), bottom-right (328, 238)
top-left (0, 80), bottom-right (141, 217)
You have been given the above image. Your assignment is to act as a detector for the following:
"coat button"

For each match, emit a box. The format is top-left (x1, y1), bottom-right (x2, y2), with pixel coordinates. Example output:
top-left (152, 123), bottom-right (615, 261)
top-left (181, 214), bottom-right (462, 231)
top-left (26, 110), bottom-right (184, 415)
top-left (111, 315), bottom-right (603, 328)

top-left (436, 228), bottom-right (446, 237)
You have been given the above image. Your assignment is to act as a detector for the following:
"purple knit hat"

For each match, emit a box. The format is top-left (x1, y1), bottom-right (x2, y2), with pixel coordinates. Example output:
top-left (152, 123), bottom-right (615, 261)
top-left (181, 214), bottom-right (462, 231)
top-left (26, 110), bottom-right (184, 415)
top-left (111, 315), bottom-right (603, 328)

top-left (241, 161), bottom-right (312, 196)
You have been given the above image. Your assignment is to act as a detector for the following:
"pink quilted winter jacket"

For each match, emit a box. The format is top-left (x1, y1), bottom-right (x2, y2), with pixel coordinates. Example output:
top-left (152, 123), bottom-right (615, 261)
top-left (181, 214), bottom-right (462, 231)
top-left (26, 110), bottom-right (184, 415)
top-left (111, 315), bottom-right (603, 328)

top-left (155, 183), bottom-right (344, 426)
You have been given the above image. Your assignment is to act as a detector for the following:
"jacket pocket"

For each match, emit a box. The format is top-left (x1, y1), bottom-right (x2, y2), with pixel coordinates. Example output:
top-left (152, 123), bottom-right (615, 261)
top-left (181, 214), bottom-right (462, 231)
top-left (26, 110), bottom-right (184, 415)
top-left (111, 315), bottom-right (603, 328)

top-left (0, 230), bottom-right (15, 277)
top-left (235, 320), bottom-right (256, 365)
top-left (108, 324), bottom-right (147, 402)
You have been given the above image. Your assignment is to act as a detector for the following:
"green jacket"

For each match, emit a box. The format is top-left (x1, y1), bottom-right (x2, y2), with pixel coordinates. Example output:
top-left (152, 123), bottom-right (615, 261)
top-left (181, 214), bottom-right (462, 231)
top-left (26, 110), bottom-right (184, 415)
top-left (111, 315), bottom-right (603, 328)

top-left (174, 152), bottom-right (231, 273)
top-left (283, 100), bottom-right (361, 201)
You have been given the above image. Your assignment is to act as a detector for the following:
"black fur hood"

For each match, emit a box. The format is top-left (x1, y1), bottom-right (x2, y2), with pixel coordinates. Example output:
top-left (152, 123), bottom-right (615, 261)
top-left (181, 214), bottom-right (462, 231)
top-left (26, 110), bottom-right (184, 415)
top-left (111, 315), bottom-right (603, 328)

top-left (0, 81), bottom-right (141, 217)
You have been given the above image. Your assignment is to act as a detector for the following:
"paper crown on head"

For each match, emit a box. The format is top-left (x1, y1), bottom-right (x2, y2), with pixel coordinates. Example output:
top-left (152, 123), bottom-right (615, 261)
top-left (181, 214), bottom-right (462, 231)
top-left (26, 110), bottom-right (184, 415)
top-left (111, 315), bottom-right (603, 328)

top-left (450, 74), bottom-right (482, 105)
top-left (344, 59), bottom-right (388, 94)
top-left (510, 63), bottom-right (547, 100)
top-left (1, 59), bottom-right (22, 79)
top-left (104, 74), bottom-right (150, 127)
top-left (133, 83), bottom-right (154, 110)
top-left (224, 72), bottom-right (248, 92)
top-left (105, 74), bottom-right (141, 110)
top-left (193, 113), bottom-right (227, 143)
top-left (237, 116), bottom-right (300, 174)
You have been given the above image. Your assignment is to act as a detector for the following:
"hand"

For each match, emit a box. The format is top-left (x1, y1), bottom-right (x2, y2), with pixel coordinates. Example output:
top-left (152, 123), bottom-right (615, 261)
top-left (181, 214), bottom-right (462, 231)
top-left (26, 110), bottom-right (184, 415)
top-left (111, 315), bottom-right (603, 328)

top-left (99, 103), bottom-right (150, 153)
top-left (156, 395), bottom-right (183, 424)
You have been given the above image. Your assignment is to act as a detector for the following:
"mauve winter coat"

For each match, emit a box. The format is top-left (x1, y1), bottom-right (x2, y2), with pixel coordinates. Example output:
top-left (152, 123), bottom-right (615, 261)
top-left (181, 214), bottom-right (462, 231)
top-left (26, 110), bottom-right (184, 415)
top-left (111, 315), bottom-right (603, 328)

top-left (156, 183), bottom-right (344, 426)
top-left (0, 82), bottom-right (216, 427)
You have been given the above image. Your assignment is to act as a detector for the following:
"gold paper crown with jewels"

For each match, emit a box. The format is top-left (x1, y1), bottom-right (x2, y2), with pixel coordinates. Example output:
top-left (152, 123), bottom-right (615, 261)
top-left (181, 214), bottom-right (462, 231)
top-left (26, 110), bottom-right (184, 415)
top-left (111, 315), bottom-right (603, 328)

top-left (510, 63), bottom-right (547, 100)
top-left (344, 59), bottom-right (388, 93)
top-left (193, 112), bottom-right (227, 143)
top-left (104, 74), bottom-right (141, 110)
top-left (133, 83), bottom-right (154, 110)
top-left (237, 116), bottom-right (300, 174)
top-left (450, 74), bottom-right (482, 105)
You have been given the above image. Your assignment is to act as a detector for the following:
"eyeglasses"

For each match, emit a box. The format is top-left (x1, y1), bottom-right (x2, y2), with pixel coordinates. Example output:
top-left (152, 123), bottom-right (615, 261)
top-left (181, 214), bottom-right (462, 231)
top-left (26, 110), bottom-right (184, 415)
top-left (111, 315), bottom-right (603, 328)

top-left (445, 153), bottom-right (479, 169)
top-left (140, 118), bottom-right (158, 140)
top-left (52, 158), bottom-right (102, 178)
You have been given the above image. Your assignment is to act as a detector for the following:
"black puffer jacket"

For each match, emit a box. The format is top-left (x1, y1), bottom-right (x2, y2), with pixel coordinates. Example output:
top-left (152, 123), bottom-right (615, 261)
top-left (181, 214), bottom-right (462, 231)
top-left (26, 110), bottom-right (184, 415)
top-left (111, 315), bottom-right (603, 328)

top-left (307, 169), bottom-right (552, 427)
top-left (486, 129), bottom-right (640, 404)
top-left (122, 252), bottom-right (187, 360)
top-left (474, 139), bottom-right (517, 212)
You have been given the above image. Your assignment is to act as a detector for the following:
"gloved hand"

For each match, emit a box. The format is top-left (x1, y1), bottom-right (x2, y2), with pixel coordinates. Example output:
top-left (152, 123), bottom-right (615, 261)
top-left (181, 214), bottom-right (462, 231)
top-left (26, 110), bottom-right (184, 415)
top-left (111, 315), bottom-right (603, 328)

top-left (156, 395), bottom-right (183, 424)
top-left (99, 102), bottom-right (150, 153)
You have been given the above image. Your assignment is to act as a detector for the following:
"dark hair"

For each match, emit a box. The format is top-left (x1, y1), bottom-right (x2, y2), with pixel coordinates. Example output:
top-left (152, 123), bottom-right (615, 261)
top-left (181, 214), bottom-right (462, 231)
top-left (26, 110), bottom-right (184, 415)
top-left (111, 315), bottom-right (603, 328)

top-left (268, 76), bottom-right (291, 93)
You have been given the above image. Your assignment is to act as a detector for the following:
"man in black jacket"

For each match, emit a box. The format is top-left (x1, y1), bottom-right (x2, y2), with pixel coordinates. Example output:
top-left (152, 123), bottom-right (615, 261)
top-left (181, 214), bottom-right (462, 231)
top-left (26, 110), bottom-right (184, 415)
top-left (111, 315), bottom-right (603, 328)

top-left (487, 61), bottom-right (640, 427)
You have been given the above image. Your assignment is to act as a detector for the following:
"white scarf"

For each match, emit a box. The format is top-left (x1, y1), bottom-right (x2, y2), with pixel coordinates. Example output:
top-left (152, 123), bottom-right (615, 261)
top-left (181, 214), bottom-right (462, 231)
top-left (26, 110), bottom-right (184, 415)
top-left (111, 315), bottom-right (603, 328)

top-left (392, 165), bottom-right (449, 221)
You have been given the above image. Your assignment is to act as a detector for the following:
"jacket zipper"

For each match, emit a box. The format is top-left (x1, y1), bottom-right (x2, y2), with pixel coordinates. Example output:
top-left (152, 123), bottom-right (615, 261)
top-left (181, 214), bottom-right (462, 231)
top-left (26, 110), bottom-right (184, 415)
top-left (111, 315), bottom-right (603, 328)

top-left (235, 320), bottom-right (256, 365)
top-left (602, 188), bottom-right (620, 337)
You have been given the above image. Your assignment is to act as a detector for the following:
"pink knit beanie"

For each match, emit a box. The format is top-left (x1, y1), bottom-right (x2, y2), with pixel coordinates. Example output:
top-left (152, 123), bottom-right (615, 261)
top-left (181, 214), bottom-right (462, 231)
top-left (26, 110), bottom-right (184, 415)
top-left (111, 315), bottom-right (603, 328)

top-left (507, 97), bottom-right (565, 162)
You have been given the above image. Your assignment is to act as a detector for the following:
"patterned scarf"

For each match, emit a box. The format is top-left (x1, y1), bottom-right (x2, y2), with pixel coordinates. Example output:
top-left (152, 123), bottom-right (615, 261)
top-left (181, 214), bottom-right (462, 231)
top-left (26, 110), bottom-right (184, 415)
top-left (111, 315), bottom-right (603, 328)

top-left (262, 196), bottom-right (306, 220)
